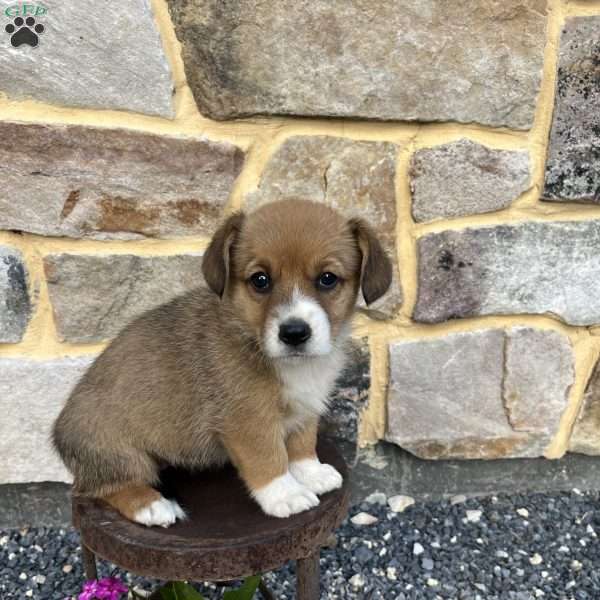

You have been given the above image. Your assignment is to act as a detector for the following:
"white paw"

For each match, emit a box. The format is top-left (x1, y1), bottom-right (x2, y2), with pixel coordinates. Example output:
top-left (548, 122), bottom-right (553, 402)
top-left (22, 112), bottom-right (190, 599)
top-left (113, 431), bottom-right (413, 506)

top-left (289, 458), bottom-right (343, 495)
top-left (133, 496), bottom-right (186, 528)
top-left (253, 472), bottom-right (319, 518)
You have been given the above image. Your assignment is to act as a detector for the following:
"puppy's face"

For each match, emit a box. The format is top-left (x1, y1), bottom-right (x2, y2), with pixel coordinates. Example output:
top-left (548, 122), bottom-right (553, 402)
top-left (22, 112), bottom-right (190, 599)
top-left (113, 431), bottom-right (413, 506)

top-left (202, 199), bottom-right (392, 361)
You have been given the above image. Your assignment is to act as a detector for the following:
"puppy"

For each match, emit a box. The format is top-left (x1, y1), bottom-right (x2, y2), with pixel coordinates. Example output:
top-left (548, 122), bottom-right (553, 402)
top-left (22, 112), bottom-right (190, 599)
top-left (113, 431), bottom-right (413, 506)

top-left (52, 199), bottom-right (392, 527)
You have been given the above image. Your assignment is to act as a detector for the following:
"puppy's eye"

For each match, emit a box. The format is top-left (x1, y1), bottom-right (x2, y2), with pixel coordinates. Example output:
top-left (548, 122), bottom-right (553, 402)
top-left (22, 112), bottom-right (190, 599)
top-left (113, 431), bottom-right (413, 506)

top-left (249, 271), bottom-right (271, 293)
top-left (317, 272), bottom-right (339, 290)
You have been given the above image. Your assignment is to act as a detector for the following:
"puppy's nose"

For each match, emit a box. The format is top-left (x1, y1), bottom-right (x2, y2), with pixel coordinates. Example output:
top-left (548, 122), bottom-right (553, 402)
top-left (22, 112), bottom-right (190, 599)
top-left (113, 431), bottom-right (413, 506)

top-left (279, 318), bottom-right (312, 347)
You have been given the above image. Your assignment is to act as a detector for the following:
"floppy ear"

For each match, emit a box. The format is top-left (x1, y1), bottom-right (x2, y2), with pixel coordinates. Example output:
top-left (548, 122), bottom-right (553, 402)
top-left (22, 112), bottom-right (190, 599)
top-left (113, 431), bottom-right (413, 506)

top-left (202, 212), bottom-right (245, 297)
top-left (349, 218), bottom-right (393, 305)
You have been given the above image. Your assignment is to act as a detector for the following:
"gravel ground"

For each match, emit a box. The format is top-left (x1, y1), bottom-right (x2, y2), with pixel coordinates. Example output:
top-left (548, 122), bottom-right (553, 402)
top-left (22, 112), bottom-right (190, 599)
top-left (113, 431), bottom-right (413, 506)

top-left (1, 490), bottom-right (600, 599)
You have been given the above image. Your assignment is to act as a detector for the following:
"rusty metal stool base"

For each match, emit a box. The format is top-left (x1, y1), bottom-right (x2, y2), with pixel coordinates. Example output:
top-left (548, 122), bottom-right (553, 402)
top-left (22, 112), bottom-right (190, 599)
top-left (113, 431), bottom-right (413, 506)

top-left (73, 438), bottom-right (350, 600)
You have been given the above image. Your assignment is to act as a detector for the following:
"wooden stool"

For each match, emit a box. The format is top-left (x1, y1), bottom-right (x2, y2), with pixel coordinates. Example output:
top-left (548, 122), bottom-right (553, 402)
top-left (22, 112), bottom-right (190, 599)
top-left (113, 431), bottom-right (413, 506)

top-left (72, 438), bottom-right (350, 600)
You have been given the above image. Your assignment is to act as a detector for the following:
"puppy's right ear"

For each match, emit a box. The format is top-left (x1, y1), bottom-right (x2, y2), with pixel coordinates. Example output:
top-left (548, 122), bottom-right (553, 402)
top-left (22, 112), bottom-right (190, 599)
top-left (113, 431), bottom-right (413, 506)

top-left (202, 212), bottom-right (245, 297)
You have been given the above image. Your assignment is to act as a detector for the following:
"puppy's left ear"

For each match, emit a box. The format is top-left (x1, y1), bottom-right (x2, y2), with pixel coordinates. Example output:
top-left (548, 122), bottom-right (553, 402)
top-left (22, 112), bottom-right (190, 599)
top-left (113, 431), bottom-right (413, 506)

top-left (202, 212), bottom-right (245, 297)
top-left (349, 218), bottom-right (393, 305)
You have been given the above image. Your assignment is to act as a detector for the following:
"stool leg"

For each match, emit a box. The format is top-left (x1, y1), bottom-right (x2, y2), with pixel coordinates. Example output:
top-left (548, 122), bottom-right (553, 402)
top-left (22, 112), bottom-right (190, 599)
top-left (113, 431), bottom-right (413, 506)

top-left (296, 551), bottom-right (320, 600)
top-left (81, 544), bottom-right (98, 580)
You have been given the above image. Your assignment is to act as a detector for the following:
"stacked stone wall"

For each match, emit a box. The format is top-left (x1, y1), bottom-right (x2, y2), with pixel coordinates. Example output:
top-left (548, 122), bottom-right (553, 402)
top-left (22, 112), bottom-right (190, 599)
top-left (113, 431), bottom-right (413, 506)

top-left (2, 0), bottom-right (600, 482)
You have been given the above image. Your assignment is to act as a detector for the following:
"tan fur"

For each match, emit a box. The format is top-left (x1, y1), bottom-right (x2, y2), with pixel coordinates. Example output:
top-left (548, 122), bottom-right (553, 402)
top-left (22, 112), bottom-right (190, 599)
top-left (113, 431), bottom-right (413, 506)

top-left (52, 199), bottom-right (392, 522)
top-left (286, 420), bottom-right (319, 462)
top-left (104, 485), bottom-right (163, 521)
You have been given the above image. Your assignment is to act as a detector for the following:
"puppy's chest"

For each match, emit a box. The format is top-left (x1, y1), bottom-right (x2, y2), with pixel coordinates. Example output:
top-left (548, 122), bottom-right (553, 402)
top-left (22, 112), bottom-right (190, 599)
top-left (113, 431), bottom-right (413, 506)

top-left (277, 353), bottom-right (345, 432)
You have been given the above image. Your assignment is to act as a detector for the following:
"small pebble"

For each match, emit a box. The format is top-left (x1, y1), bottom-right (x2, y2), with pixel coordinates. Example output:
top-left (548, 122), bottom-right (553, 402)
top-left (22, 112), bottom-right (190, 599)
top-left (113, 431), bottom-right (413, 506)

top-left (354, 546), bottom-right (373, 565)
top-left (465, 510), bottom-right (482, 523)
top-left (516, 508), bottom-right (529, 518)
top-left (364, 492), bottom-right (387, 506)
top-left (387, 495), bottom-right (415, 513)
top-left (351, 512), bottom-right (378, 526)
top-left (529, 553), bottom-right (543, 566)
top-left (413, 542), bottom-right (425, 556)
top-left (426, 578), bottom-right (439, 587)
top-left (349, 574), bottom-right (365, 588)
top-left (421, 558), bottom-right (434, 571)
top-left (450, 494), bottom-right (467, 505)
top-left (587, 524), bottom-right (597, 537)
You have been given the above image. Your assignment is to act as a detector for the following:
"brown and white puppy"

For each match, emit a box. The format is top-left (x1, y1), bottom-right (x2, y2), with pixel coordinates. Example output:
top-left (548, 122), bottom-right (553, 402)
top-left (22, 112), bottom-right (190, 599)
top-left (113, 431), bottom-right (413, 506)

top-left (52, 199), bottom-right (392, 527)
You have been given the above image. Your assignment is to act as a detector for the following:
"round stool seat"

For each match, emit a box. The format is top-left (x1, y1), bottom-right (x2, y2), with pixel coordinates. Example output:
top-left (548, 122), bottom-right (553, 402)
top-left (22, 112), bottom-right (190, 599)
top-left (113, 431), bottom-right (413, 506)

top-left (73, 438), bottom-right (350, 583)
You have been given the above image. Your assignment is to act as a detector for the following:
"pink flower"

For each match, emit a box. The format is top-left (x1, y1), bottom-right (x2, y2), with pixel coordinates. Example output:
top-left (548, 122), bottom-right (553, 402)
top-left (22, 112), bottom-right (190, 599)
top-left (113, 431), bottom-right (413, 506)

top-left (78, 577), bottom-right (128, 600)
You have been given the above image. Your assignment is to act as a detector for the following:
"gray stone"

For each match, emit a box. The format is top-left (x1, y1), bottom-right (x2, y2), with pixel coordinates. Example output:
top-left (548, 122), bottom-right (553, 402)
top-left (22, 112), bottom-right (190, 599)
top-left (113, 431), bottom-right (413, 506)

top-left (246, 136), bottom-right (401, 318)
top-left (543, 18), bottom-right (600, 203)
top-left (504, 328), bottom-right (574, 435)
top-left (410, 139), bottom-right (531, 222)
top-left (570, 361), bottom-right (600, 455)
top-left (44, 252), bottom-right (205, 342)
top-left (0, 0), bottom-right (174, 117)
top-left (168, 0), bottom-right (546, 129)
top-left (386, 327), bottom-right (574, 459)
top-left (0, 356), bottom-right (94, 483)
top-left (0, 122), bottom-right (244, 240)
top-left (0, 246), bottom-right (31, 342)
top-left (414, 220), bottom-right (600, 326)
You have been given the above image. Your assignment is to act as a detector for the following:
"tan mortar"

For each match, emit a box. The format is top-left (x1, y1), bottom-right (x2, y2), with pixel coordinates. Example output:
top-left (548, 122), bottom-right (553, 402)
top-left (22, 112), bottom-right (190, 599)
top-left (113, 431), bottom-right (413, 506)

top-left (0, 0), bottom-right (599, 458)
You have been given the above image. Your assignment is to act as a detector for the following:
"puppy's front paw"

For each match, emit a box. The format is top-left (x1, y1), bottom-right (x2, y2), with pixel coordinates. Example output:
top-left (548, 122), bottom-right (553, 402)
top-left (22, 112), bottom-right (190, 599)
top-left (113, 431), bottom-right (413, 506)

top-left (289, 458), bottom-right (343, 495)
top-left (253, 472), bottom-right (319, 518)
top-left (134, 496), bottom-right (186, 528)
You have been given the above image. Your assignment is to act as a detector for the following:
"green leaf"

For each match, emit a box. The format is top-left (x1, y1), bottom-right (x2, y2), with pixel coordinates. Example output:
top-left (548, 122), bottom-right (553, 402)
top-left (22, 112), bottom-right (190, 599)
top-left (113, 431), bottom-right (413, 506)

top-left (158, 581), bottom-right (205, 600)
top-left (222, 576), bottom-right (261, 600)
top-left (158, 583), bottom-right (176, 600)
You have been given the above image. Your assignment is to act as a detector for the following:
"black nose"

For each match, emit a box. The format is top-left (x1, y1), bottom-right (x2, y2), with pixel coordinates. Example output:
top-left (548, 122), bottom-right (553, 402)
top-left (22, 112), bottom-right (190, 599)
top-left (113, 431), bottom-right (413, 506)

top-left (279, 318), bottom-right (312, 347)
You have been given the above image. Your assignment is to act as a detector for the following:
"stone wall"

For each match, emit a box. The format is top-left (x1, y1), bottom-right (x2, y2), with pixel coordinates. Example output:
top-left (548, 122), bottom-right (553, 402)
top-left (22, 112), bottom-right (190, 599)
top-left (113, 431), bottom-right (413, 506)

top-left (2, 0), bottom-right (600, 484)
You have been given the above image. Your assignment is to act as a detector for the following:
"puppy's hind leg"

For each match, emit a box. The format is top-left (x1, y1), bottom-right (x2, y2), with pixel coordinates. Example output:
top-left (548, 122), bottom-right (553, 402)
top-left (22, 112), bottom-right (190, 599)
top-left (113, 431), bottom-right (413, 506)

top-left (63, 442), bottom-right (186, 529)
top-left (103, 484), bottom-right (186, 528)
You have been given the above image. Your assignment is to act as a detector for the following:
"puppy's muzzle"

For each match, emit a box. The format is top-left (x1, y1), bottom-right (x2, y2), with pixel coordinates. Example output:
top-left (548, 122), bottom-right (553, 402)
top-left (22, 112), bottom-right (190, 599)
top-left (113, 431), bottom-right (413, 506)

top-left (278, 318), bottom-right (312, 347)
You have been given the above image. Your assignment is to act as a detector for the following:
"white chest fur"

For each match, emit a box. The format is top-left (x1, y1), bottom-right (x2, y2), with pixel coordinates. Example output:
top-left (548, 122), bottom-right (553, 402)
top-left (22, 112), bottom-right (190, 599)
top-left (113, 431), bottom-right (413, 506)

top-left (276, 346), bottom-right (347, 434)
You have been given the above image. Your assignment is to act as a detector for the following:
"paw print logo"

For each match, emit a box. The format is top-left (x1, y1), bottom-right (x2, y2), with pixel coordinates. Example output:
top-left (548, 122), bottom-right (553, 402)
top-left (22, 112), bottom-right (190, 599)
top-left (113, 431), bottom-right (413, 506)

top-left (5, 16), bottom-right (45, 48)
